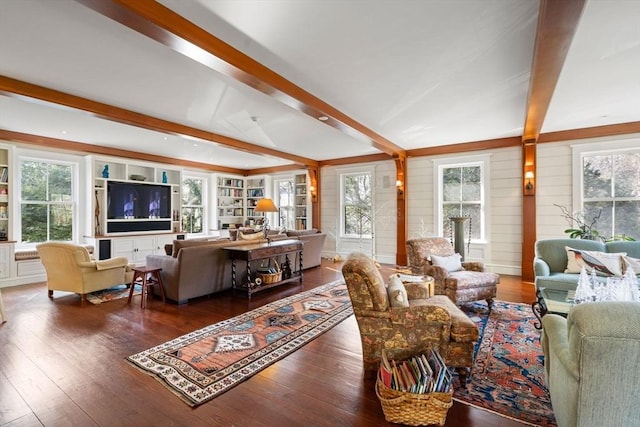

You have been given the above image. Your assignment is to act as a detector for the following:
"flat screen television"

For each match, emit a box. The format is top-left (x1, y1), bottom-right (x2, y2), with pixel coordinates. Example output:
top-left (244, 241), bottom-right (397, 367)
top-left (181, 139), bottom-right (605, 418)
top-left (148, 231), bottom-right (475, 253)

top-left (107, 180), bottom-right (171, 220)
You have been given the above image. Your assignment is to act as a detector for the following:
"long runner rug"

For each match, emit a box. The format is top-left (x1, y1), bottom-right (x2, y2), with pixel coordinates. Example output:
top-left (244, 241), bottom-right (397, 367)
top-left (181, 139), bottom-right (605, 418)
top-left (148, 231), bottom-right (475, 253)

top-left (126, 280), bottom-right (352, 407)
top-left (455, 300), bottom-right (557, 427)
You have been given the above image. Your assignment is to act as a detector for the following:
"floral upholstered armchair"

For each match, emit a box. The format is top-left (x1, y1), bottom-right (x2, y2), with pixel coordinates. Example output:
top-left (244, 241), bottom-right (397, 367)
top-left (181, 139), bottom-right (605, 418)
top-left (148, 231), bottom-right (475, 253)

top-left (406, 237), bottom-right (499, 309)
top-left (342, 252), bottom-right (478, 383)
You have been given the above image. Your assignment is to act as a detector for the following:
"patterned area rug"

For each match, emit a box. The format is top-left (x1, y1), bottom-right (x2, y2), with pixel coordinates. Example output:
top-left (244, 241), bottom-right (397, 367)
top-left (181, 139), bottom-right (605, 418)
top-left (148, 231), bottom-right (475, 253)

top-left (87, 284), bottom-right (140, 305)
top-left (455, 301), bottom-right (557, 427)
top-left (126, 280), bottom-right (352, 407)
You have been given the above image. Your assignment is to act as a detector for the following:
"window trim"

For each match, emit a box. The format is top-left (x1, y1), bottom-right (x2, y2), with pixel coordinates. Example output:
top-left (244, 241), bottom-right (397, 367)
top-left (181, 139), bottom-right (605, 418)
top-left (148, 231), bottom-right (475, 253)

top-left (16, 152), bottom-right (80, 249)
top-left (181, 172), bottom-right (207, 236)
top-left (433, 155), bottom-right (491, 243)
top-left (571, 138), bottom-right (640, 238)
top-left (338, 165), bottom-right (375, 239)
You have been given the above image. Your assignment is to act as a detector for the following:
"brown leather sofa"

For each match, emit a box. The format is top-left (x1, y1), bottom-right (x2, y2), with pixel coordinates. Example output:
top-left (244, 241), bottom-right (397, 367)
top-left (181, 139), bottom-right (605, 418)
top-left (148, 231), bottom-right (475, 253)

top-left (146, 237), bottom-right (267, 304)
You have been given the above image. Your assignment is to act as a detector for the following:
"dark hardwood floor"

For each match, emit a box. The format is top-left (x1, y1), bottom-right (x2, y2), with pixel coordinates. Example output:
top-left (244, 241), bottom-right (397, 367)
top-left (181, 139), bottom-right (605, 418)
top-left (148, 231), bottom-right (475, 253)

top-left (0, 260), bottom-right (537, 427)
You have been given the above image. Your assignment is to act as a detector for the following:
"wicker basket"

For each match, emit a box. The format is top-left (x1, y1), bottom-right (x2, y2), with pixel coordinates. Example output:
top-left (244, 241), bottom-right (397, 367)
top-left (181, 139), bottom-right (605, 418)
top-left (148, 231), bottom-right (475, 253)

top-left (258, 259), bottom-right (282, 285)
top-left (375, 374), bottom-right (453, 426)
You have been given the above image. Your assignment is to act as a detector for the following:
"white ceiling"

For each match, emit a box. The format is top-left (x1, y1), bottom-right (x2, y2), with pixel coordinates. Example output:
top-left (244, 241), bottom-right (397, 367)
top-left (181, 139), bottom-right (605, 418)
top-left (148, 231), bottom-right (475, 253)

top-left (0, 0), bottom-right (638, 170)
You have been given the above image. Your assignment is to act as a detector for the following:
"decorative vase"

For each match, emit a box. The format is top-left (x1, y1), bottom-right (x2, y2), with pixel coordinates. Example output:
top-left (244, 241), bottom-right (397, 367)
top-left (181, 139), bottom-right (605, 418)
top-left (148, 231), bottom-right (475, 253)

top-left (102, 165), bottom-right (109, 178)
top-left (162, 171), bottom-right (168, 183)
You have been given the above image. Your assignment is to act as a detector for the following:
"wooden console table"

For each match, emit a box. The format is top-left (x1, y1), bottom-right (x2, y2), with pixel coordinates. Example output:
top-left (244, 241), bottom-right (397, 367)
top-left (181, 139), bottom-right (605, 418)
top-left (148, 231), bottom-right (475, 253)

top-left (223, 239), bottom-right (303, 297)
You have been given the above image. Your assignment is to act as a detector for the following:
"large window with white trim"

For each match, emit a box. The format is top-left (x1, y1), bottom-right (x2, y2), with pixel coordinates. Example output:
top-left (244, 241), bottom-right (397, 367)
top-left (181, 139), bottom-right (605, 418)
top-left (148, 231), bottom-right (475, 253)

top-left (181, 176), bottom-right (204, 234)
top-left (341, 171), bottom-right (372, 238)
top-left (435, 157), bottom-right (488, 241)
top-left (19, 159), bottom-right (74, 243)
top-left (580, 150), bottom-right (640, 239)
top-left (275, 178), bottom-right (295, 230)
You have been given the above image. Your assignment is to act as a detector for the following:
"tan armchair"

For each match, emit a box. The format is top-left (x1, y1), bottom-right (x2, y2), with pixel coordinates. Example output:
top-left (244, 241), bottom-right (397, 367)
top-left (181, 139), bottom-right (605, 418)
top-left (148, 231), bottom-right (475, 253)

top-left (406, 237), bottom-right (499, 309)
top-left (341, 252), bottom-right (478, 383)
top-left (37, 242), bottom-right (130, 300)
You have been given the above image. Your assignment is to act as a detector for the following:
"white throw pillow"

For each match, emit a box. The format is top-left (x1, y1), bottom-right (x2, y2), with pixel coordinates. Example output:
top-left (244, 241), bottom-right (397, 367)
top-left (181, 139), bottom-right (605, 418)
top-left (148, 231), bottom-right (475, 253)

top-left (387, 274), bottom-right (409, 308)
top-left (564, 247), bottom-right (626, 276)
top-left (623, 256), bottom-right (640, 275)
top-left (430, 253), bottom-right (463, 272)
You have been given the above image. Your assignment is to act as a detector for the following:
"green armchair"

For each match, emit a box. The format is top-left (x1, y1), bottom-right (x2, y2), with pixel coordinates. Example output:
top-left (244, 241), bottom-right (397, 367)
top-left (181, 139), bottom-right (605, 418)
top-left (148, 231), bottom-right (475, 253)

top-left (541, 301), bottom-right (640, 427)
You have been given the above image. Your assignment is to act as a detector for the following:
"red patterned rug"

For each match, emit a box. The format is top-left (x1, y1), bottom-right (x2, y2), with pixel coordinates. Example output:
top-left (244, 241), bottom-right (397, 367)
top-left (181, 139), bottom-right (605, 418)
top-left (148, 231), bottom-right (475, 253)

top-left (126, 280), bottom-right (352, 407)
top-left (455, 301), bottom-right (557, 427)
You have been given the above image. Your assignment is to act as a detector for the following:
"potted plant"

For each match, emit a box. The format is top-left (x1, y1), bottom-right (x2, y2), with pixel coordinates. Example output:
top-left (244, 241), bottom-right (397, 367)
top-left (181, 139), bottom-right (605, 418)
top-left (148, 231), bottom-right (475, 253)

top-left (555, 204), bottom-right (635, 242)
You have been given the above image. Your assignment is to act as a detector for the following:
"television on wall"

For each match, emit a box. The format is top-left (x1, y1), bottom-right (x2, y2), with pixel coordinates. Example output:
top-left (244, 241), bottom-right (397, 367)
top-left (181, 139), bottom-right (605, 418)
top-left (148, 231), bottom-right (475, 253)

top-left (107, 180), bottom-right (171, 220)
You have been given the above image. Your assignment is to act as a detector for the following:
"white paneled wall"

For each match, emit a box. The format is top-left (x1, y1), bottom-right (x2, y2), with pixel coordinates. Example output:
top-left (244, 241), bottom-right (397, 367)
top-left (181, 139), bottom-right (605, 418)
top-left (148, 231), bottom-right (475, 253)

top-left (319, 134), bottom-right (638, 275)
top-left (536, 141), bottom-right (573, 240)
top-left (407, 147), bottom-right (522, 275)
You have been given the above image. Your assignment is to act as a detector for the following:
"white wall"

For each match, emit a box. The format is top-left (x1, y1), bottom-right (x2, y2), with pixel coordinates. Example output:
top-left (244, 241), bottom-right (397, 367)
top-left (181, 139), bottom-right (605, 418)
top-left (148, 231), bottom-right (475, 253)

top-left (407, 146), bottom-right (522, 275)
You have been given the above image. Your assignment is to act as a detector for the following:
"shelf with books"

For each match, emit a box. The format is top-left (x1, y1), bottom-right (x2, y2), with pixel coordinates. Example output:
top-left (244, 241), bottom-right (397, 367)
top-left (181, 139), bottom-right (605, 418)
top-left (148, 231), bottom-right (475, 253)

top-left (216, 175), bottom-right (245, 229)
top-left (294, 172), bottom-right (309, 230)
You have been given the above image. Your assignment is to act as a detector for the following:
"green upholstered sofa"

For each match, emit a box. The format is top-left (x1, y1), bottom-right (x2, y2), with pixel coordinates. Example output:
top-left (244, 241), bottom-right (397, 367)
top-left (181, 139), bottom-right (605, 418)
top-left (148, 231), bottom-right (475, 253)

top-left (541, 301), bottom-right (640, 427)
top-left (534, 238), bottom-right (640, 292)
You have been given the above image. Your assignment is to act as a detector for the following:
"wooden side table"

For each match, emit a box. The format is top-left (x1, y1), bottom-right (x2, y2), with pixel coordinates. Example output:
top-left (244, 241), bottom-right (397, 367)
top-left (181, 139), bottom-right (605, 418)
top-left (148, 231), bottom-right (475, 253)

top-left (128, 266), bottom-right (165, 308)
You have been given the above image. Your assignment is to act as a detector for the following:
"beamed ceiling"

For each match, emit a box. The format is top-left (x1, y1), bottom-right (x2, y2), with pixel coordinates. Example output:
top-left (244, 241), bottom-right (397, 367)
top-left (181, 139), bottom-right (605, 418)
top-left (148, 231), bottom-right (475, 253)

top-left (0, 0), bottom-right (639, 175)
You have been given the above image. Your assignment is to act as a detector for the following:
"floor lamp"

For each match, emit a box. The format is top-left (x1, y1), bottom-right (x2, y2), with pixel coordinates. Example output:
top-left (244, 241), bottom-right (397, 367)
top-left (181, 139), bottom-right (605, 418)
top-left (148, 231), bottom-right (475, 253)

top-left (254, 198), bottom-right (279, 241)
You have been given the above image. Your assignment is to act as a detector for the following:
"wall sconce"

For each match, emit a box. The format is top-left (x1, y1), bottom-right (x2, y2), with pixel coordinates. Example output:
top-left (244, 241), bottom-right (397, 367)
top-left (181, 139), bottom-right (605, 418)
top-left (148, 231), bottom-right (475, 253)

top-left (524, 171), bottom-right (535, 195)
top-left (396, 179), bottom-right (404, 196)
top-left (309, 184), bottom-right (317, 202)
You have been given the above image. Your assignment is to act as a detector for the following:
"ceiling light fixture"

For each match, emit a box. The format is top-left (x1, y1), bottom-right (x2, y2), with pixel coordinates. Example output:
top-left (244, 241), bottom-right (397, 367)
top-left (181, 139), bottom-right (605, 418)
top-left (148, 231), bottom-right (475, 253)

top-left (318, 116), bottom-right (329, 121)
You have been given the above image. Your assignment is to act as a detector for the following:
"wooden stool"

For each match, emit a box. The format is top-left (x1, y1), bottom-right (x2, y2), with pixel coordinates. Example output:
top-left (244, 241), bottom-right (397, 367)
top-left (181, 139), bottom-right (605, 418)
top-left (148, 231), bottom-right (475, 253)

top-left (128, 266), bottom-right (165, 308)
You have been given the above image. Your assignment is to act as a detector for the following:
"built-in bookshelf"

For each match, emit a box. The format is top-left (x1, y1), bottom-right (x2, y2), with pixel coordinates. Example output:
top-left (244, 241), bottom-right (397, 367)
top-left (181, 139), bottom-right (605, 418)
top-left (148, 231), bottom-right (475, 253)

top-left (294, 173), bottom-right (308, 230)
top-left (0, 148), bottom-right (9, 241)
top-left (90, 156), bottom-right (182, 236)
top-left (245, 177), bottom-right (265, 221)
top-left (217, 175), bottom-right (245, 229)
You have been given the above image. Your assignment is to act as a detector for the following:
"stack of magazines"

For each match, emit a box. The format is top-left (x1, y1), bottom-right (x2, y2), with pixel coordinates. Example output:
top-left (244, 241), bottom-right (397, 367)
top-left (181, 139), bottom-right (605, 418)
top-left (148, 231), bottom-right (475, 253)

top-left (379, 349), bottom-right (452, 394)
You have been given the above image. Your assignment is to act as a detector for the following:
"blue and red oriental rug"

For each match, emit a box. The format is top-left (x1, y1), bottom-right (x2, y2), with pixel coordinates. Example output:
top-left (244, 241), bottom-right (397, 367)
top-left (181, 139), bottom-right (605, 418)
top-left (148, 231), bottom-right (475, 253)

top-left (456, 300), bottom-right (557, 427)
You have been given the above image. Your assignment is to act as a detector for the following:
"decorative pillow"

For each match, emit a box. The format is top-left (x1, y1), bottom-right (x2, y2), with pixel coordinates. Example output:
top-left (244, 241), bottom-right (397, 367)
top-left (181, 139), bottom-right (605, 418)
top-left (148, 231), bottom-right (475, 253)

top-left (238, 231), bottom-right (264, 241)
top-left (387, 274), bottom-right (409, 308)
top-left (623, 256), bottom-right (640, 275)
top-left (430, 253), bottom-right (463, 272)
top-left (565, 247), bottom-right (626, 276)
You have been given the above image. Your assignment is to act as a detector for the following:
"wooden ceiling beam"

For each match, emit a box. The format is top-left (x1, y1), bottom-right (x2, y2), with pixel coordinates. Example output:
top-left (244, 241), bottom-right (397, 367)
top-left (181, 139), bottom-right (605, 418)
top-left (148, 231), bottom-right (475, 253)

top-left (0, 75), bottom-right (318, 169)
top-left (74, 0), bottom-right (405, 158)
top-left (0, 129), bottom-right (245, 174)
top-left (523, 0), bottom-right (587, 142)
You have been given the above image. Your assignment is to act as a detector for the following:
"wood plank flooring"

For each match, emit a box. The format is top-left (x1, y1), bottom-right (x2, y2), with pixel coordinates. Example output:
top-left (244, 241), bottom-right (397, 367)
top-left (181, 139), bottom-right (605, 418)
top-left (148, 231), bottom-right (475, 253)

top-left (0, 260), bottom-right (537, 427)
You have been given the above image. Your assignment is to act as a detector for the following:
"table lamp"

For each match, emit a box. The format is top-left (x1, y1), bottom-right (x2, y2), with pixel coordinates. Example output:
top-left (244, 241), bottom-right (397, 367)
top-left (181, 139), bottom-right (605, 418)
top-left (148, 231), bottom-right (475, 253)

top-left (254, 198), bottom-right (279, 240)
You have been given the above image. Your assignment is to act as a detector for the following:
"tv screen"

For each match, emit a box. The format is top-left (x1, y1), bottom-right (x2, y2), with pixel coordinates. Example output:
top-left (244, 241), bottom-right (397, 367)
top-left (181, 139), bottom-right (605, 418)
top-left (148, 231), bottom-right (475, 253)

top-left (107, 181), bottom-right (171, 220)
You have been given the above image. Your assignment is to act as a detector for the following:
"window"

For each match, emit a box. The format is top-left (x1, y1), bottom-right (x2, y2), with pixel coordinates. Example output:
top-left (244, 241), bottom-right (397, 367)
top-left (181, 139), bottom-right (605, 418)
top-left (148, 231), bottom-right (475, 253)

top-left (20, 160), bottom-right (73, 243)
top-left (181, 177), bottom-right (204, 234)
top-left (275, 178), bottom-right (295, 230)
top-left (435, 156), bottom-right (489, 241)
top-left (580, 150), bottom-right (640, 239)
top-left (341, 172), bottom-right (372, 238)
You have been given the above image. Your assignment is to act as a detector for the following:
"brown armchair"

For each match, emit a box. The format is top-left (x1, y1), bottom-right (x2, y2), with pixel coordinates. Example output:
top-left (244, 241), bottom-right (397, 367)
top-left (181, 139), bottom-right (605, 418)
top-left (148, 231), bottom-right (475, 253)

top-left (341, 252), bottom-right (478, 383)
top-left (37, 242), bottom-right (131, 300)
top-left (406, 237), bottom-right (499, 309)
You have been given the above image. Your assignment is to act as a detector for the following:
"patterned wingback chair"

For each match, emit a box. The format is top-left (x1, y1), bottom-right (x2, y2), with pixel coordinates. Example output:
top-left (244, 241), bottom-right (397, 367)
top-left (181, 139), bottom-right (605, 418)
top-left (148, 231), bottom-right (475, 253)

top-left (406, 237), bottom-right (499, 309)
top-left (342, 252), bottom-right (478, 383)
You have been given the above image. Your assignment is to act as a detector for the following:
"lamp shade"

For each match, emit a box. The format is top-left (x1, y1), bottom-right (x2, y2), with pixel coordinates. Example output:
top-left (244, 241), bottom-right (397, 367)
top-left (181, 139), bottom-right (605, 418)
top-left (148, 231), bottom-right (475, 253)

top-left (254, 198), bottom-right (279, 213)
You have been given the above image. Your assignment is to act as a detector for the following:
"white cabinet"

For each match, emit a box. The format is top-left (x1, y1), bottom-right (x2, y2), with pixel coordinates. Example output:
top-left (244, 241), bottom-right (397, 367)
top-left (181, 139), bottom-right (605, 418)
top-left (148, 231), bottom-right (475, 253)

top-left (112, 237), bottom-right (156, 264)
top-left (0, 242), bottom-right (13, 279)
top-left (88, 233), bottom-right (185, 264)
